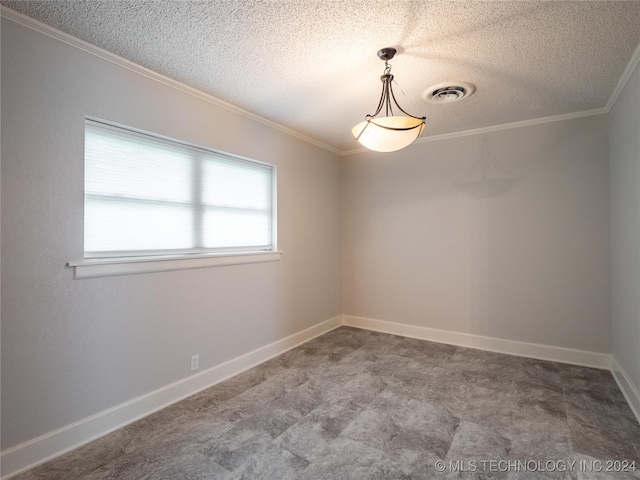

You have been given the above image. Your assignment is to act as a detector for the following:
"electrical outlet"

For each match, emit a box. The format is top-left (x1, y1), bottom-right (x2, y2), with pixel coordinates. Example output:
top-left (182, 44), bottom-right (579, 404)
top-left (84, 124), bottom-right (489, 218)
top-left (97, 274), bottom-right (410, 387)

top-left (190, 354), bottom-right (199, 372)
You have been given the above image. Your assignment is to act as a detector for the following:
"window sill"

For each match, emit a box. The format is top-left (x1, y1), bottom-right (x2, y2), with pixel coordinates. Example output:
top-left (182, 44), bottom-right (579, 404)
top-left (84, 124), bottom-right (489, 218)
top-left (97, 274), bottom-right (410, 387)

top-left (68, 251), bottom-right (282, 279)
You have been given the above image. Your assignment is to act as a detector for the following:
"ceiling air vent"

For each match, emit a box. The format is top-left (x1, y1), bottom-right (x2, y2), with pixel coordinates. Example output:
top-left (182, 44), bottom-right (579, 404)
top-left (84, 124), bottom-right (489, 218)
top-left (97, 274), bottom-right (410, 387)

top-left (423, 81), bottom-right (475, 103)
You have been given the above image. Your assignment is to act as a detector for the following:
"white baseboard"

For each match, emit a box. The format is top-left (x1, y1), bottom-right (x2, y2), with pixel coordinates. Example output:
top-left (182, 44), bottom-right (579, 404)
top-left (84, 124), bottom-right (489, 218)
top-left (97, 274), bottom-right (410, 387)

top-left (611, 356), bottom-right (640, 424)
top-left (2, 314), bottom-right (623, 479)
top-left (343, 315), bottom-right (612, 370)
top-left (0, 316), bottom-right (342, 480)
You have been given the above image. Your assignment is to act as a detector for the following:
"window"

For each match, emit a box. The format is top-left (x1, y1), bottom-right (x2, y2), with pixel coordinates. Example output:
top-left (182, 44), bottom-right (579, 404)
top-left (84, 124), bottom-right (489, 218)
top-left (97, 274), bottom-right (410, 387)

top-left (82, 119), bottom-right (276, 267)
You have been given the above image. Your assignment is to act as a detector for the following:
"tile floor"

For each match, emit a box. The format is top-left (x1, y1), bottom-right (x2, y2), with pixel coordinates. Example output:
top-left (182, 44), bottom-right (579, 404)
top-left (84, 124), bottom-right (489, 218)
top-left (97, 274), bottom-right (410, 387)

top-left (14, 327), bottom-right (640, 479)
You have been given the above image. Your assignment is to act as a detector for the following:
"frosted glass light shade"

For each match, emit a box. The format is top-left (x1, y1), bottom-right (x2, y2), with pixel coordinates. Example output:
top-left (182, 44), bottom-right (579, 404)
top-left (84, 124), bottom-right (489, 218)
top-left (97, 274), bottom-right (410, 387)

top-left (352, 116), bottom-right (425, 152)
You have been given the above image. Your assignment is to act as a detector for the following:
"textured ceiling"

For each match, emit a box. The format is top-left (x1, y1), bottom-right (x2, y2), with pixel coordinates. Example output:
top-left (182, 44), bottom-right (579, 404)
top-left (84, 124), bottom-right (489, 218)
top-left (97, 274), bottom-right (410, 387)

top-left (3, 1), bottom-right (640, 153)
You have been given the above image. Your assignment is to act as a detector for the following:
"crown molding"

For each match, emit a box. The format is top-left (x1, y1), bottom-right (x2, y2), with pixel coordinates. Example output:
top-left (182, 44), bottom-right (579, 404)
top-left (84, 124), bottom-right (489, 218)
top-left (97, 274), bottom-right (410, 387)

top-left (605, 40), bottom-right (640, 112)
top-left (340, 107), bottom-right (609, 156)
top-left (3, 6), bottom-right (639, 158)
top-left (341, 38), bottom-right (640, 156)
top-left (0, 6), bottom-right (342, 156)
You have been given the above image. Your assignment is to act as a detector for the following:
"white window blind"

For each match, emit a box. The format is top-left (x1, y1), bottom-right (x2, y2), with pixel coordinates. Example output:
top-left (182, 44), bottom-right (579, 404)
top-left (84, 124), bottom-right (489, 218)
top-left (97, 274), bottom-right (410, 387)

top-left (84, 119), bottom-right (275, 258)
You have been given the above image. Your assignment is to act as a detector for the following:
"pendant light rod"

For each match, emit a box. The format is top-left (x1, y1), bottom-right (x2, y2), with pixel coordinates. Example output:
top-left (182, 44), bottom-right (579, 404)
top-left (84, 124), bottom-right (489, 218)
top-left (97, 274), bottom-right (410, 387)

top-left (351, 47), bottom-right (426, 152)
top-left (366, 47), bottom-right (425, 123)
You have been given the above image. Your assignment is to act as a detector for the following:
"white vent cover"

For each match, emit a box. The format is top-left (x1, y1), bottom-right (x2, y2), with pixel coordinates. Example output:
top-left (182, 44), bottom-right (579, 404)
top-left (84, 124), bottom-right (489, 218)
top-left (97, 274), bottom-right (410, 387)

top-left (423, 81), bottom-right (475, 103)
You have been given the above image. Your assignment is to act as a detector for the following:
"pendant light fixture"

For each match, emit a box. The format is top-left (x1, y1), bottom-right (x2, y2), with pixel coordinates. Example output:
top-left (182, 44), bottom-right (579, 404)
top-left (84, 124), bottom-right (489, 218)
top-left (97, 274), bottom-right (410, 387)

top-left (352, 47), bottom-right (426, 152)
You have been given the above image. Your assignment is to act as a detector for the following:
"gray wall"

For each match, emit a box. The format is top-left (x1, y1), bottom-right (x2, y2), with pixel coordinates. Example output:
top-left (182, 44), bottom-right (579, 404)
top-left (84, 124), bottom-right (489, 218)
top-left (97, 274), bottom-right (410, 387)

top-left (610, 59), bottom-right (640, 391)
top-left (342, 115), bottom-right (611, 353)
top-left (3, 10), bottom-right (634, 457)
top-left (1, 19), bottom-right (342, 449)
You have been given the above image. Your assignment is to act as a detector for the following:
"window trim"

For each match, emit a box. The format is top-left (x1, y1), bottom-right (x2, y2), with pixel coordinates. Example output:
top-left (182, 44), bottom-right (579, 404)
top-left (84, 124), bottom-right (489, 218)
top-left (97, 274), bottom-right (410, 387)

top-left (70, 117), bottom-right (281, 279)
top-left (68, 251), bottom-right (283, 279)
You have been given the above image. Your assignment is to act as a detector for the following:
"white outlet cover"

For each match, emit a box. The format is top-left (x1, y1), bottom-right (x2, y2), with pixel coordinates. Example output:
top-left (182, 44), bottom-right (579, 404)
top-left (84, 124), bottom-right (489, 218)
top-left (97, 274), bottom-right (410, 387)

top-left (190, 355), bottom-right (199, 371)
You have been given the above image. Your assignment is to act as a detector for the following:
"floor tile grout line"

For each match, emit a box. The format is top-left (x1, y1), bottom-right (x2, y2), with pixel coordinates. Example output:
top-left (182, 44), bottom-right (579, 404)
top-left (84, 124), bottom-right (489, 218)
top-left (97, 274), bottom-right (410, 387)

top-left (14, 326), bottom-right (639, 480)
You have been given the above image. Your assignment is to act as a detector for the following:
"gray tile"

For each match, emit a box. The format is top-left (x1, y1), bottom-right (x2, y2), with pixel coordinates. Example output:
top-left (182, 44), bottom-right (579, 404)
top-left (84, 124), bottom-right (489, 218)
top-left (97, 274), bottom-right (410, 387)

top-left (449, 346), bottom-right (521, 368)
top-left (366, 351), bottom-right (426, 373)
top-left (508, 471), bottom-right (577, 480)
top-left (392, 338), bottom-right (459, 372)
top-left (573, 453), bottom-right (640, 480)
top-left (121, 409), bottom-right (235, 457)
top-left (356, 333), bottom-right (406, 354)
top-left (78, 428), bottom-right (230, 479)
top-left (78, 443), bottom-right (186, 480)
top-left (323, 371), bottom-right (387, 408)
top-left (564, 377), bottom-right (637, 424)
top-left (277, 400), bottom-right (364, 462)
top-left (424, 371), bottom-right (569, 441)
top-left (506, 433), bottom-right (575, 480)
top-left (366, 460), bottom-right (425, 480)
top-left (145, 452), bottom-right (233, 480)
top-left (369, 364), bottom-right (446, 394)
top-left (13, 429), bottom-right (132, 480)
top-left (399, 337), bottom-right (458, 355)
top-left (364, 352), bottom-right (443, 390)
top-left (295, 437), bottom-right (389, 480)
top-left (209, 367), bottom-right (308, 423)
top-left (567, 406), bottom-right (640, 464)
top-left (340, 407), bottom-right (401, 451)
top-left (269, 347), bottom-right (326, 370)
top-left (468, 400), bottom-right (571, 442)
top-left (558, 365), bottom-right (615, 386)
top-left (419, 370), bottom-right (513, 423)
top-left (177, 367), bottom-right (268, 414)
top-left (306, 357), bottom-right (369, 384)
top-left (200, 427), bottom-right (273, 472)
top-left (234, 406), bottom-right (301, 440)
top-left (341, 407), bottom-right (452, 465)
top-left (514, 357), bottom-right (564, 392)
top-left (369, 386), bottom-right (460, 440)
top-left (255, 366), bottom-right (310, 393)
top-left (509, 434), bottom-right (573, 462)
top-left (446, 421), bottom-right (510, 462)
top-left (566, 399), bottom-right (640, 447)
top-left (271, 378), bottom-right (327, 417)
top-left (13, 327), bottom-right (640, 480)
top-left (512, 380), bottom-right (567, 418)
top-left (312, 326), bottom-right (378, 350)
top-left (229, 445), bottom-right (310, 480)
top-left (338, 347), bottom-right (380, 364)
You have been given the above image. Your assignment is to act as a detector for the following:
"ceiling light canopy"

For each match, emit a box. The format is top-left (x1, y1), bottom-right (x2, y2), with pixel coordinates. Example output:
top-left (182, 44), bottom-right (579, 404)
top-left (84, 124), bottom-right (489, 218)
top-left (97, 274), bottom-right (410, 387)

top-left (352, 47), bottom-right (426, 153)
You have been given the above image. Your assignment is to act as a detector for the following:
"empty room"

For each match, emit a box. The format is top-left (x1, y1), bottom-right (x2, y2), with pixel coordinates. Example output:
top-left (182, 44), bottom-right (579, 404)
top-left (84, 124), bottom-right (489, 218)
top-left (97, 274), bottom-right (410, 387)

top-left (2, 1), bottom-right (640, 479)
